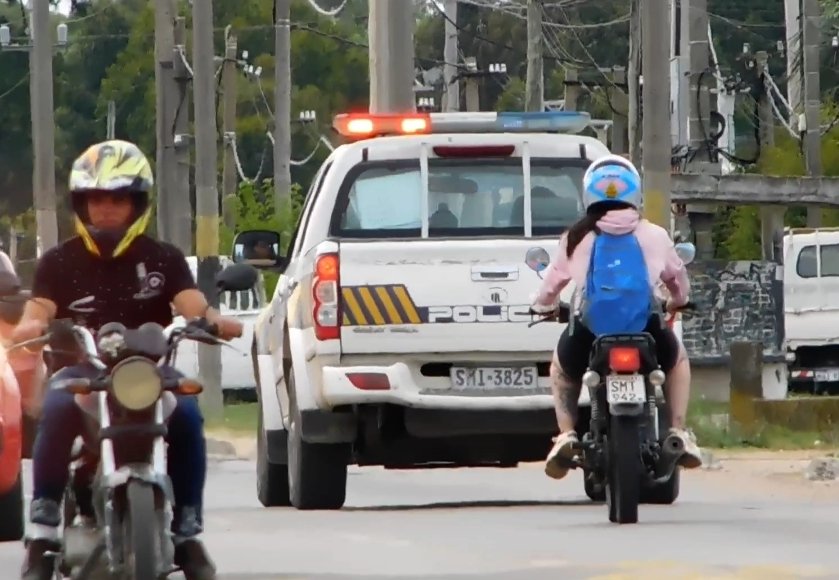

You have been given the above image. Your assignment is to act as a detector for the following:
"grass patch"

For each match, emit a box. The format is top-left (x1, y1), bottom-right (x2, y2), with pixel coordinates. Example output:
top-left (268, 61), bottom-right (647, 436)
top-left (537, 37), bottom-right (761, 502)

top-left (206, 402), bottom-right (258, 434)
top-left (206, 399), bottom-right (839, 451)
top-left (688, 398), bottom-right (839, 450)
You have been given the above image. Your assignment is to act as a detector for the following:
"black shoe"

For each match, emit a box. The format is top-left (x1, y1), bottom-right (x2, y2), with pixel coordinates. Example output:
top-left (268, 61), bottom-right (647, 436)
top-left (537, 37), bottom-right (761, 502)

top-left (20, 538), bottom-right (60, 580)
top-left (174, 538), bottom-right (217, 580)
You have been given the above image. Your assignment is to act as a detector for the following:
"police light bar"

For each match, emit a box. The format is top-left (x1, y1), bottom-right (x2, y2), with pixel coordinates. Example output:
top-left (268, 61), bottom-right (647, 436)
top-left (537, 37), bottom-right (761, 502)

top-left (332, 113), bottom-right (430, 138)
top-left (332, 111), bottom-right (591, 140)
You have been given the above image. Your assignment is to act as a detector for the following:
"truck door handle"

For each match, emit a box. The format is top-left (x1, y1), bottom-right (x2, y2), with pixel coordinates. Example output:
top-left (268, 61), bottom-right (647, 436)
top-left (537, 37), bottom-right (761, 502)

top-left (471, 265), bottom-right (519, 282)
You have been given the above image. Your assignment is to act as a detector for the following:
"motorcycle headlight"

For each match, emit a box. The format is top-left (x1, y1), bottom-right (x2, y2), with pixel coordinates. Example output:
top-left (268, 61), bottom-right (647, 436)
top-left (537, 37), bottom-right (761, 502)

top-left (110, 357), bottom-right (163, 411)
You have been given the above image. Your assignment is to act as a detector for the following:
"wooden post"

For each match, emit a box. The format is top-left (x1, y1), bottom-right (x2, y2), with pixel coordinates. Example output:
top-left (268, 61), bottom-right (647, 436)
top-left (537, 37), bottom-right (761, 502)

top-left (729, 341), bottom-right (763, 429)
top-left (564, 69), bottom-right (580, 111)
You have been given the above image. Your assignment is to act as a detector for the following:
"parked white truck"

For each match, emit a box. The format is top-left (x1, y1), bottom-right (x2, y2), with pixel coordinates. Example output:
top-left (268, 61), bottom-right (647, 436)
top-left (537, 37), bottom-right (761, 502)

top-left (784, 227), bottom-right (839, 395)
top-left (170, 256), bottom-right (266, 393)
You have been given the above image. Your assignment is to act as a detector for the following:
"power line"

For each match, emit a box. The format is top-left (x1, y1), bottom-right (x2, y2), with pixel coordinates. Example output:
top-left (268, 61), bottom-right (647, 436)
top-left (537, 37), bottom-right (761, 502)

top-left (302, 0), bottom-right (348, 17)
top-left (429, 0), bottom-right (588, 66)
top-left (0, 72), bottom-right (28, 100)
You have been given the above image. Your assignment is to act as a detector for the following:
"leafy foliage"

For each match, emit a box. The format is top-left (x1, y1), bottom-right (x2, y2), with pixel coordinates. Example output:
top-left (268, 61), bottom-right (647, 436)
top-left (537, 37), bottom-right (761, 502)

top-left (1, 0), bottom-right (837, 266)
top-left (219, 179), bottom-right (304, 296)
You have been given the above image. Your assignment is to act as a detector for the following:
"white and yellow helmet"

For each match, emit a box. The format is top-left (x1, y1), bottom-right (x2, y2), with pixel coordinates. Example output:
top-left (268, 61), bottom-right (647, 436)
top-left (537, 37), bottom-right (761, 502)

top-left (69, 140), bottom-right (154, 259)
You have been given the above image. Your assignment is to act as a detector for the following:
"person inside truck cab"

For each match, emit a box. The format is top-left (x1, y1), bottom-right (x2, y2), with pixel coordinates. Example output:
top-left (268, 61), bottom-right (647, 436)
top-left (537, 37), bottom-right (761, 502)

top-left (245, 240), bottom-right (276, 261)
top-left (528, 154), bottom-right (703, 481)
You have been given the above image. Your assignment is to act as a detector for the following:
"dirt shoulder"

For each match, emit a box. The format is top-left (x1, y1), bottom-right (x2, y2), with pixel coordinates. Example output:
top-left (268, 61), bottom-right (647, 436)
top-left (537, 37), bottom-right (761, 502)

top-left (690, 448), bottom-right (839, 502)
top-left (205, 431), bottom-right (839, 501)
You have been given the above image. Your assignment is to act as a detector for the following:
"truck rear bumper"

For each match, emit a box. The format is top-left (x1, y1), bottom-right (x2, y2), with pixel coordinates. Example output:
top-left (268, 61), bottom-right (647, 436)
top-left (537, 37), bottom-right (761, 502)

top-left (320, 361), bottom-right (592, 411)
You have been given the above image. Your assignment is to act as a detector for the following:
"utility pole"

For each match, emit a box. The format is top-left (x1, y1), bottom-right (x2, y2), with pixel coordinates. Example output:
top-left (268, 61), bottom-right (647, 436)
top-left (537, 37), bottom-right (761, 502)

top-left (525, 0), bottom-right (543, 112)
top-left (274, 0), bottom-right (292, 209)
top-left (627, 0), bottom-right (642, 164)
top-left (563, 69), bottom-right (581, 112)
top-left (458, 59), bottom-right (506, 112)
top-left (192, 0), bottom-right (223, 419)
top-left (443, 0), bottom-right (459, 112)
top-left (686, 0), bottom-right (716, 258)
top-left (172, 17), bottom-right (193, 255)
top-left (222, 31), bottom-right (239, 231)
top-left (154, 0), bottom-right (177, 245)
top-left (463, 57), bottom-right (481, 112)
top-left (106, 101), bottom-right (116, 139)
top-left (756, 51), bottom-right (783, 261)
top-left (784, 0), bottom-right (802, 132)
top-left (687, 0), bottom-right (712, 164)
top-left (31, 0), bottom-right (58, 254)
top-left (640, 0), bottom-right (671, 228)
top-left (802, 0), bottom-right (821, 228)
top-left (611, 66), bottom-right (629, 154)
top-left (368, 0), bottom-right (416, 113)
top-left (9, 226), bottom-right (18, 267)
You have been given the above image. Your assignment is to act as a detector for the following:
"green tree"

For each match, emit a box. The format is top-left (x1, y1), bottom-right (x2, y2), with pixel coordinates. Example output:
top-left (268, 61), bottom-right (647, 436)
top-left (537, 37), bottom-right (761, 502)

top-left (220, 179), bottom-right (304, 295)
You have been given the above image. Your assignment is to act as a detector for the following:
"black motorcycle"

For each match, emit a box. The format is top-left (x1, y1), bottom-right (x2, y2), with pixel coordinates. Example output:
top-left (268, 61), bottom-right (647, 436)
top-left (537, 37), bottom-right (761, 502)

top-left (11, 263), bottom-right (257, 579)
top-left (531, 300), bottom-right (696, 524)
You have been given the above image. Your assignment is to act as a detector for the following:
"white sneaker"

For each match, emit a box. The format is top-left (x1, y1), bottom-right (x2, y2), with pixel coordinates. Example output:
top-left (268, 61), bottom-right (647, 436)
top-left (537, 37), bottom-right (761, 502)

top-left (544, 431), bottom-right (579, 480)
top-left (669, 427), bottom-right (702, 469)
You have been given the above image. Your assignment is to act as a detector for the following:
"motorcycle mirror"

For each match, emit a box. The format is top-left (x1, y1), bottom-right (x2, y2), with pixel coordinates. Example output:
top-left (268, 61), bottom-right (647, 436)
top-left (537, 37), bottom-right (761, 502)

top-left (0, 270), bottom-right (21, 298)
top-left (215, 263), bottom-right (258, 293)
top-left (674, 242), bottom-right (696, 265)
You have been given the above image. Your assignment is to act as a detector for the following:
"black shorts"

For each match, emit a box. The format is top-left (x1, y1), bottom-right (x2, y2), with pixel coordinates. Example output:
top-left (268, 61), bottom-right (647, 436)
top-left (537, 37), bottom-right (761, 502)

top-left (555, 315), bottom-right (680, 383)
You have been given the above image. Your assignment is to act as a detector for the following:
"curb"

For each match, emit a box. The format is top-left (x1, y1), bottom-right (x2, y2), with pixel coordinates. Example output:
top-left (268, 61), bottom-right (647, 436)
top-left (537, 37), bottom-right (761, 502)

top-left (206, 437), bottom-right (239, 459)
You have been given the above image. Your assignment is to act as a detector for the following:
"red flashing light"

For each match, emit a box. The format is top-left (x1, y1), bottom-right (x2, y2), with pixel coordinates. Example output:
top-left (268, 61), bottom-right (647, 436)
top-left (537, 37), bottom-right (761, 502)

top-left (313, 253), bottom-right (340, 341)
top-left (609, 347), bottom-right (641, 373)
top-left (333, 113), bottom-right (431, 139)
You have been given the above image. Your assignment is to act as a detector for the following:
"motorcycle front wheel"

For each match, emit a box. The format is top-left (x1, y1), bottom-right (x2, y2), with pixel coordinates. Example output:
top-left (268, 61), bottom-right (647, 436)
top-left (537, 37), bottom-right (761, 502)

top-left (123, 481), bottom-right (159, 579)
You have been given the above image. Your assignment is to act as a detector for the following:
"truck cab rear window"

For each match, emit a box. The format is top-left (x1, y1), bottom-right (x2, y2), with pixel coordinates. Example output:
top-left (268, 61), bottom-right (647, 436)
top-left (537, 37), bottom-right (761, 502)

top-left (331, 158), bottom-right (588, 238)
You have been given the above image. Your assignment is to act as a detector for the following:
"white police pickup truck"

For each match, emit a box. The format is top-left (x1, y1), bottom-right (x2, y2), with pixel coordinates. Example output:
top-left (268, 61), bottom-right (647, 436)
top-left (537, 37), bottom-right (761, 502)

top-left (234, 111), bottom-right (612, 509)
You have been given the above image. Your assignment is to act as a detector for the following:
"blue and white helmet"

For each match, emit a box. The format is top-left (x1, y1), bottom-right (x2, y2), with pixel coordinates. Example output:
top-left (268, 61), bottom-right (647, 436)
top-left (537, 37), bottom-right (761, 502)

top-left (582, 154), bottom-right (642, 212)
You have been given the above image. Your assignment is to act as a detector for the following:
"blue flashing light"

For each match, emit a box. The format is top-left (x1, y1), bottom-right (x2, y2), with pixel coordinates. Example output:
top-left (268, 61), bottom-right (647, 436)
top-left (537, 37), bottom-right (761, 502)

top-left (495, 111), bottom-right (591, 134)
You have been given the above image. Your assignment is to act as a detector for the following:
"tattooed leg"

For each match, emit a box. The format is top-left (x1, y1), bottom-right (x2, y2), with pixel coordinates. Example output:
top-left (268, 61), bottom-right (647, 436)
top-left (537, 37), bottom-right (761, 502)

top-left (550, 352), bottom-right (581, 434)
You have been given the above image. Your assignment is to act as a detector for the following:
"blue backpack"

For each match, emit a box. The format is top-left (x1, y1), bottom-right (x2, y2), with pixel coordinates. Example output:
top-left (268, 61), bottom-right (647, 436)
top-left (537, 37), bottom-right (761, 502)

top-left (581, 231), bottom-right (653, 336)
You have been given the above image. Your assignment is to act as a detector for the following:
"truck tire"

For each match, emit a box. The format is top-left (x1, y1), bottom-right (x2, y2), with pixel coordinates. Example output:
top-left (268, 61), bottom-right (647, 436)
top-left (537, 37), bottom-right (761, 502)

top-left (256, 411), bottom-right (291, 507)
top-left (287, 373), bottom-right (348, 510)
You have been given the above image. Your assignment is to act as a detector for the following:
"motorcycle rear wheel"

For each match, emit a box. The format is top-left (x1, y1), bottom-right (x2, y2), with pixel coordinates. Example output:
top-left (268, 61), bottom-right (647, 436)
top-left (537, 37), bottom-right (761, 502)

top-left (605, 415), bottom-right (641, 524)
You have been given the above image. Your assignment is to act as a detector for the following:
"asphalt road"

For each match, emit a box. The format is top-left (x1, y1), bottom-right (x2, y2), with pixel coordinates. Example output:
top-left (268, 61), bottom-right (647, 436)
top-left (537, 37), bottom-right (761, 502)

top-left (1, 457), bottom-right (837, 579)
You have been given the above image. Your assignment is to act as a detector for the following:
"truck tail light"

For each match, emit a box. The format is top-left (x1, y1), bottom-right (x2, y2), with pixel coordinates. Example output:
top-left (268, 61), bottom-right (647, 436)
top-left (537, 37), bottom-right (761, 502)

top-left (313, 253), bottom-right (340, 341)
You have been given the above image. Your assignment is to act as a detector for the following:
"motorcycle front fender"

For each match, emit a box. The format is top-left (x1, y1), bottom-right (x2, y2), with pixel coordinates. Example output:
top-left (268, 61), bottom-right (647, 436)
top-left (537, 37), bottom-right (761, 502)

top-left (101, 464), bottom-right (175, 506)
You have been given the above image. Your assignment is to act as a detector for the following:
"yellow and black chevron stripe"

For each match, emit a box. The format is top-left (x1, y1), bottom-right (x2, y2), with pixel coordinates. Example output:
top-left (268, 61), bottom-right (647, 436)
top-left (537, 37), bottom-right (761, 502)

top-left (341, 284), bottom-right (426, 326)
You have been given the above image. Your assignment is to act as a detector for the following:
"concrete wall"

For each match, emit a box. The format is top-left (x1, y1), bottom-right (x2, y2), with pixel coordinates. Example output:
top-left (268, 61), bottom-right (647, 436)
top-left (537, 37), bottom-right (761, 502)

top-left (682, 260), bottom-right (784, 366)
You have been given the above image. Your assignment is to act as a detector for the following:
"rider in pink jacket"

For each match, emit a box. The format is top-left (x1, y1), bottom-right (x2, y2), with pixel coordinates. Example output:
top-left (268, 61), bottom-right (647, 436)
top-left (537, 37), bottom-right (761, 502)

top-left (533, 207), bottom-right (690, 309)
top-left (530, 154), bottom-right (702, 481)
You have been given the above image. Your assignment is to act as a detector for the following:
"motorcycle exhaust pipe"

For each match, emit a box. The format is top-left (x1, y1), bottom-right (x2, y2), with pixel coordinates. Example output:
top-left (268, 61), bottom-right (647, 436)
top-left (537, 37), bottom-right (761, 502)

top-left (661, 432), bottom-right (685, 456)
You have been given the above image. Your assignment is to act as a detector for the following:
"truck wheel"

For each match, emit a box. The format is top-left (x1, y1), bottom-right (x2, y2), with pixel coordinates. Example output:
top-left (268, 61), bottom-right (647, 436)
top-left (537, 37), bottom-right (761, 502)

top-left (0, 473), bottom-right (24, 541)
top-left (287, 373), bottom-right (348, 510)
top-left (256, 411), bottom-right (291, 507)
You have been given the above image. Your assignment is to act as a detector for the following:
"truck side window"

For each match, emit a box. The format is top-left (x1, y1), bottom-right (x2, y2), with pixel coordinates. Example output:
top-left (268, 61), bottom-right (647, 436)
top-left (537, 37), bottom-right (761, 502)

top-left (796, 244), bottom-right (839, 278)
